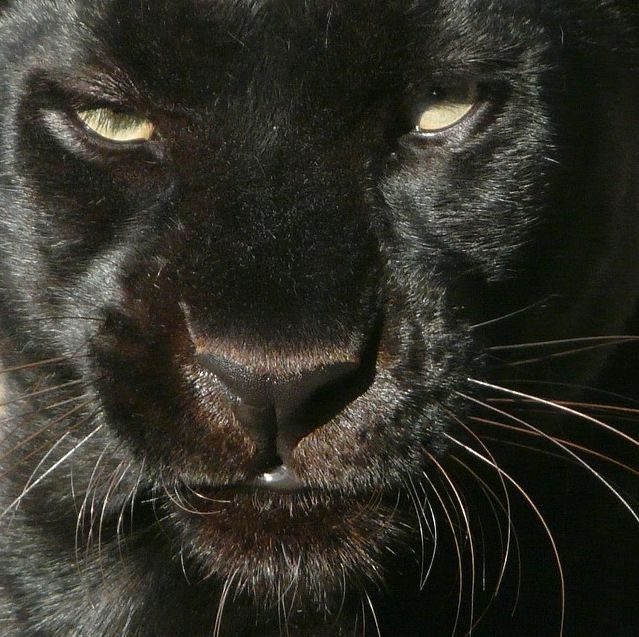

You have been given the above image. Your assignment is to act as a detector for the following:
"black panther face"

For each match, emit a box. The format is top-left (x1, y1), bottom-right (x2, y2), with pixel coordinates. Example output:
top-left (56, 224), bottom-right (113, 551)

top-left (0, 1), bottom-right (637, 635)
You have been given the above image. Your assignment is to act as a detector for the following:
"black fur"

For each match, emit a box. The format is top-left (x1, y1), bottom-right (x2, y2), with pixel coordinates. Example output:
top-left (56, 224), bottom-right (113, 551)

top-left (0, 1), bottom-right (637, 635)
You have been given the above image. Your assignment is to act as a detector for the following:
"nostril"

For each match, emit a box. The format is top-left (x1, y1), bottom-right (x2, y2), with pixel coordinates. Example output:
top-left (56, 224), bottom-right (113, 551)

top-left (195, 350), bottom-right (369, 455)
top-left (195, 352), bottom-right (269, 405)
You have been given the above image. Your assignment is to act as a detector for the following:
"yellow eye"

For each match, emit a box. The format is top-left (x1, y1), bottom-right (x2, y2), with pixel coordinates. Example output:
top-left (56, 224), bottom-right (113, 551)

top-left (76, 108), bottom-right (155, 143)
top-left (415, 85), bottom-right (478, 134)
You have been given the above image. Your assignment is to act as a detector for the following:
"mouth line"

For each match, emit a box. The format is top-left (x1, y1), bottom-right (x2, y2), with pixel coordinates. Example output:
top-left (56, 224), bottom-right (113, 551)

top-left (248, 464), bottom-right (306, 492)
top-left (182, 465), bottom-right (310, 502)
top-left (170, 477), bottom-right (406, 527)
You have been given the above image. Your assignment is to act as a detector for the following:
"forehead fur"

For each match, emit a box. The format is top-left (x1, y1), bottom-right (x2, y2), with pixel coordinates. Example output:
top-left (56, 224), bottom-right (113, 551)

top-left (0, 0), bottom-right (557, 114)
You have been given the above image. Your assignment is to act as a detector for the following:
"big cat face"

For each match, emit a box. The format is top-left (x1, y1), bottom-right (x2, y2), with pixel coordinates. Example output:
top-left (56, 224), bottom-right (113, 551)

top-left (0, 1), bottom-right (637, 635)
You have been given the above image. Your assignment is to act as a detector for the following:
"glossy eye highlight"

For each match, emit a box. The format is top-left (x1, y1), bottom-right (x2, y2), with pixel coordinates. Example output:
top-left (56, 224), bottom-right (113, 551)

top-left (415, 85), bottom-right (478, 134)
top-left (76, 108), bottom-right (155, 143)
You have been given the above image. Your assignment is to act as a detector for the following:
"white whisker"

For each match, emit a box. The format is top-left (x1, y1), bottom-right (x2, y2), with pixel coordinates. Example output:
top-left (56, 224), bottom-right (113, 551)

top-left (403, 473), bottom-right (436, 589)
top-left (428, 453), bottom-right (477, 635)
top-left (420, 468), bottom-right (464, 636)
top-left (464, 382), bottom-right (639, 524)
top-left (76, 440), bottom-right (113, 566)
top-left (444, 435), bottom-right (566, 636)
top-left (472, 417), bottom-right (639, 476)
top-left (469, 295), bottom-right (557, 330)
top-left (363, 588), bottom-right (382, 637)
top-left (97, 459), bottom-right (131, 570)
top-left (1, 422), bottom-right (103, 520)
top-left (442, 407), bottom-right (514, 600)
top-left (487, 335), bottom-right (639, 351)
top-left (213, 568), bottom-right (238, 637)
top-left (451, 457), bottom-right (523, 623)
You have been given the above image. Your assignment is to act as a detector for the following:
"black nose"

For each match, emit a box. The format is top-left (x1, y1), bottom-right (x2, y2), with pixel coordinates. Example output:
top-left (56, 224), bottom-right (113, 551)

top-left (196, 352), bottom-right (364, 460)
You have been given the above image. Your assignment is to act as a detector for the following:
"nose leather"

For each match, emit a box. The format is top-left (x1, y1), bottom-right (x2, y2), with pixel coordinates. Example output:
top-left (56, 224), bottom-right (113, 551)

top-left (196, 352), bottom-right (360, 458)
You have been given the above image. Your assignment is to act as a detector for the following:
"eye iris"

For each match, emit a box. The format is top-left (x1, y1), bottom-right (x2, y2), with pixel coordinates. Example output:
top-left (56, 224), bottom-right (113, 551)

top-left (417, 101), bottom-right (474, 132)
top-left (77, 108), bottom-right (155, 142)
top-left (416, 85), bottom-right (477, 133)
